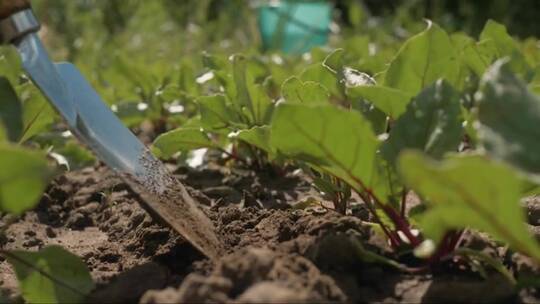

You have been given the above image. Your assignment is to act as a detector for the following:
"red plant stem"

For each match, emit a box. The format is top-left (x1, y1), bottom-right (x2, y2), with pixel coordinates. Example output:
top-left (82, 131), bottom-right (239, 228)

top-left (447, 229), bottom-right (464, 252)
top-left (424, 229), bottom-right (464, 265)
top-left (400, 189), bottom-right (407, 218)
top-left (381, 204), bottom-right (421, 247)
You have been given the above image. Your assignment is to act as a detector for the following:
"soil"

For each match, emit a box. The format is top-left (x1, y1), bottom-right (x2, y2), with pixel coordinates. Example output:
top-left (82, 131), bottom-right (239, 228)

top-left (1, 162), bottom-right (540, 303)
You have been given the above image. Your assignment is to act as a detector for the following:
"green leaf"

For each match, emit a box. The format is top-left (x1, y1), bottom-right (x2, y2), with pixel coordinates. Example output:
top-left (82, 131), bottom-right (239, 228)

top-left (153, 127), bottom-right (217, 158)
top-left (54, 141), bottom-right (96, 170)
top-left (452, 34), bottom-right (491, 77)
top-left (230, 55), bottom-right (273, 125)
top-left (247, 83), bottom-right (274, 125)
top-left (18, 86), bottom-right (56, 143)
top-left (479, 20), bottom-right (531, 79)
top-left (270, 104), bottom-right (379, 193)
top-left (384, 22), bottom-right (459, 95)
top-left (382, 80), bottom-right (463, 165)
top-left (281, 76), bottom-right (330, 105)
top-left (398, 152), bottom-right (540, 261)
top-left (322, 49), bottom-right (344, 73)
top-left (0, 144), bottom-right (51, 214)
top-left (5, 246), bottom-right (94, 304)
top-left (301, 63), bottom-right (342, 98)
top-left (346, 86), bottom-right (413, 118)
top-left (114, 101), bottom-right (147, 127)
top-left (477, 60), bottom-right (540, 176)
top-left (351, 99), bottom-right (388, 135)
top-left (234, 126), bottom-right (272, 154)
top-left (197, 95), bottom-right (243, 131)
top-left (0, 47), bottom-right (22, 85)
top-left (0, 77), bottom-right (23, 142)
top-left (232, 54), bottom-right (253, 114)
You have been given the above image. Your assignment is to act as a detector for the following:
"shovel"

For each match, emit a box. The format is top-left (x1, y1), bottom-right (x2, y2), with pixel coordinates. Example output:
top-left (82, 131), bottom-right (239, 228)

top-left (0, 0), bottom-right (223, 259)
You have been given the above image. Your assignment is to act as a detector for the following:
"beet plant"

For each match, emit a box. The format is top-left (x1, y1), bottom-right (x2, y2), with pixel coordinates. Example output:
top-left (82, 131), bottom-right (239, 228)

top-left (152, 53), bottom-right (280, 168)
top-left (269, 20), bottom-right (540, 273)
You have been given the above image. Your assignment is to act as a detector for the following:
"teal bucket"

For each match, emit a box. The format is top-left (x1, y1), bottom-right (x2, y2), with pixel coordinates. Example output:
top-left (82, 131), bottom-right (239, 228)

top-left (257, 0), bottom-right (332, 54)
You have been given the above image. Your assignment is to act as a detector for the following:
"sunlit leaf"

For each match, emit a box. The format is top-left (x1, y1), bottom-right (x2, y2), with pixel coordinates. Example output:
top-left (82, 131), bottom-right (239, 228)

top-left (270, 103), bottom-right (379, 193)
top-left (479, 20), bottom-right (532, 79)
top-left (384, 21), bottom-right (459, 95)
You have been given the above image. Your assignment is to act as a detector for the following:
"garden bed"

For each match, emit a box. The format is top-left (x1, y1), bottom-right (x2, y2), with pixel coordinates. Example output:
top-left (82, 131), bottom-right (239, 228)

top-left (2, 162), bottom-right (539, 303)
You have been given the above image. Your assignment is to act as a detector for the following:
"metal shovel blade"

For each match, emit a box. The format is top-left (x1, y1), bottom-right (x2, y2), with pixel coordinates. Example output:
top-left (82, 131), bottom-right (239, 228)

top-left (15, 34), bottom-right (222, 260)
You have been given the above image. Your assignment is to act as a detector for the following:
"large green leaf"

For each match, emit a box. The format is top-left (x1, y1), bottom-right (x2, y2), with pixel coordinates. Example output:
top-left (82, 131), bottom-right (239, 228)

top-left (382, 80), bottom-right (463, 165)
top-left (270, 103), bottom-right (379, 193)
top-left (153, 127), bottom-right (218, 158)
top-left (281, 76), bottom-right (330, 105)
top-left (346, 86), bottom-right (413, 119)
top-left (398, 152), bottom-right (540, 261)
top-left (477, 60), bottom-right (540, 176)
top-left (384, 22), bottom-right (459, 95)
top-left (5, 246), bottom-right (94, 304)
top-left (0, 144), bottom-right (50, 214)
top-left (0, 77), bottom-right (23, 142)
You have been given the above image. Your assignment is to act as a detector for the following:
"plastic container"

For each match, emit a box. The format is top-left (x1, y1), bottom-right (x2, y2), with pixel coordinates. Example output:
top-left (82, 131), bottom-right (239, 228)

top-left (257, 0), bottom-right (332, 54)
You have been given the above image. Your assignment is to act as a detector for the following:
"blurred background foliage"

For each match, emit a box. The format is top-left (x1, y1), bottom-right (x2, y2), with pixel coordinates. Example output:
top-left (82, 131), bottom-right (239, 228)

top-left (0, 0), bottom-right (538, 207)
top-left (2, 0), bottom-right (539, 142)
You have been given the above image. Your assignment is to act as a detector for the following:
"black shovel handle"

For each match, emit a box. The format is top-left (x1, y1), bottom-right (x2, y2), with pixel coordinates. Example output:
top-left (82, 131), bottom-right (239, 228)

top-left (0, 0), bottom-right (30, 19)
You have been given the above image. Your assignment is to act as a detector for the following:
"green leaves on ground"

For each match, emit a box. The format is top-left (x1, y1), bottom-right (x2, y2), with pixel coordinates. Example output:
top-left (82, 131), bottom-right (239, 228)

top-left (4, 246), bottom-right (94, 304)
top-left (382, 80), bottom-right (463, 165)
top-left (477, 60), bottom-right (540, 177)
top-left (270, 104), bottom-right (379, 194)
top-left (384, 21), bottom-right (459, 95)
top-left (153, 127), bottom-right (218, 158)
top-left (399, 152), bottom-right (540, 261)
top-left (0, 144), bottom-right (51, 214)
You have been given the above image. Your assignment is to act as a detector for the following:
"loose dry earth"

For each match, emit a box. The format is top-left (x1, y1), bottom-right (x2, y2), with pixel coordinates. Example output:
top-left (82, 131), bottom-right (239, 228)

top-left (1, 161), bottom-right (540, 303)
